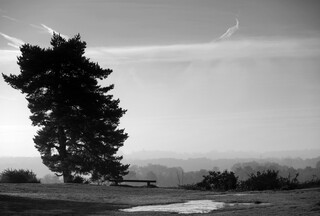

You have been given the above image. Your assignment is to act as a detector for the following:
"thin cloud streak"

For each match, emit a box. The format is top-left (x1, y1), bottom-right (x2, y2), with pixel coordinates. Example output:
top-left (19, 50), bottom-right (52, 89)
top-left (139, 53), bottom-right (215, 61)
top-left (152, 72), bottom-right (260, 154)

top-left (87, 37), bottom-right (320, 64)
top-left (30, 23), bottom-right (44, 30)
top-left (0, 32), bottom-right (24, 49)
top-left (218, 18), bottom-right (239, 40)
top-left (40, 24), bottom-right (69, 39)
top-left (2, 15), bottom-right (19, 22)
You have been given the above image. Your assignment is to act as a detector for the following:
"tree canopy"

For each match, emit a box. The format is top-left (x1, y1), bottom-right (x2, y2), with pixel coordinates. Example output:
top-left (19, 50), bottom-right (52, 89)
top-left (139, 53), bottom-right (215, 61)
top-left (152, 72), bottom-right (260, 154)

top-left (2, 34), bottom-right (129, 183)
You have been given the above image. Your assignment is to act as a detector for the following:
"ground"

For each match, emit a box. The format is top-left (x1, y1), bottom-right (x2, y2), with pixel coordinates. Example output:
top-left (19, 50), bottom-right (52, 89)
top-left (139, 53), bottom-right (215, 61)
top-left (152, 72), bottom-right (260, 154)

top-left (0, 183), bottom-right (319, 215)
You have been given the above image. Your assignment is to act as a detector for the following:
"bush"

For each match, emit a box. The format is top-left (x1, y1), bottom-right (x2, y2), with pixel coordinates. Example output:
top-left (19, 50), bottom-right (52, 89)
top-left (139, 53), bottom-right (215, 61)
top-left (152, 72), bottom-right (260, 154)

top-left (239, 169), bottom-right (300, 191)
top-left (71, 175), bottom-right (90, 184)
top-left (197, 170), bottom-right (238, 191)
top-left (299, 175), bottom-right (320, 189)
top-left (0, 169), bottom-right (40, 183)
top-left (278, 173), bottom-right (299, 190)
top-left (242, 170), bottom-right (280, 191)
top-left (186, 169), bottom-right (301, 192)
top-left (72, 175), bottom-right (85, 184)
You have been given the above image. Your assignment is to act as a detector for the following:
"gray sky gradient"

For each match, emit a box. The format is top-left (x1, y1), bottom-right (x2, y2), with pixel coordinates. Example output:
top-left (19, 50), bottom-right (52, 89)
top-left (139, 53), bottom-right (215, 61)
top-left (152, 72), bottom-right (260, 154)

top-left (0, 0), bottom-right (320, 156)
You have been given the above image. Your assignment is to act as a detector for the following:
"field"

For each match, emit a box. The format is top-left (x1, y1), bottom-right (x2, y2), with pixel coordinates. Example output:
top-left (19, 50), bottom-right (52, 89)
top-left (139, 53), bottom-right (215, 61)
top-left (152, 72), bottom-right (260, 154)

top-left (0, 183), bottom-right (320, 215)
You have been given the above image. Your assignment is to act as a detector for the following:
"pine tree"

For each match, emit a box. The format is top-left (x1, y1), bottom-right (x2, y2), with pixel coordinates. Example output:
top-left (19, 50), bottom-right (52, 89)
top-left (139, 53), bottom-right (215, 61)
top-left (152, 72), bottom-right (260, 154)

top-left (2, 34), bottom-right (129, 183)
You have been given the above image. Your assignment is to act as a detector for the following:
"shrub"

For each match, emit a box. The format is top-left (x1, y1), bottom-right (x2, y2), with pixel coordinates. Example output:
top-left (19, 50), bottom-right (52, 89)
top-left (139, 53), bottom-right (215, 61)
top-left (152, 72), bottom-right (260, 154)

top-left (70, 175), bottom-right (90, 184)
top-left (299, 175), bottom-right (320, 189)
top-left (239, 169), bottom-right (300, 191)
top-left (278, 173), bottom-right (299, 190)
top-left (0, 169), bottom-right (40, 183)
top-left (197, 170), bottom-right (238, 191)
top-left (242, 170), bottom-right (280, 191)
top-left (72, 175), bottom-right (85, 184)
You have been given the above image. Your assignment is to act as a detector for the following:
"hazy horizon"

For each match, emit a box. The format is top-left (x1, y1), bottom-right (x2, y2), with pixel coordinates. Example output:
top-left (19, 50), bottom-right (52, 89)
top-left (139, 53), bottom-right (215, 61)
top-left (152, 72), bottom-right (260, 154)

top-left (1, 151), bottom-right (319, 179)
top-left (1, 0), bottom-right (320, 157)
top-left (1, 148), bottom-right (320, 160)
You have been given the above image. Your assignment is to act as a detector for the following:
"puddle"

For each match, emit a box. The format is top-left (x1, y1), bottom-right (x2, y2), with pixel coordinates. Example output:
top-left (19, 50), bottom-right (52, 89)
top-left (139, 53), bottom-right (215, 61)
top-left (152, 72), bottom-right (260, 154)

top-left (120, 200), bottom-right (270, 214)
top-left (121, 200), bottom-right (225, 214)
top-left (213, 193), bottom-right (252, 197)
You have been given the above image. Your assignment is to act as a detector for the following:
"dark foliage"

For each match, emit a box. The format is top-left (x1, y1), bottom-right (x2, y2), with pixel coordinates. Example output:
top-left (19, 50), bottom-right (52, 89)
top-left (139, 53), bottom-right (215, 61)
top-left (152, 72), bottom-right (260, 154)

top-left (181, 168), bottom-right (319, 191)
top-left (232, 161), bottom-right (320, 190)
top-left (2, 34), bottom-right (129, 183)
top-left (245, 170), bottom-right (280, 190)
top-left (124, 161), bottom-right (320, 188)
top-left (238, 169), bottom-right (301, 191)
top-left (0, 169), bottom-right (40, 183)
top-left (299, 176), bottom-right (320, 189)
top-left (71, 175), bottom-right (88, 184)
top-left (196, 170), bottom-right (238, 191)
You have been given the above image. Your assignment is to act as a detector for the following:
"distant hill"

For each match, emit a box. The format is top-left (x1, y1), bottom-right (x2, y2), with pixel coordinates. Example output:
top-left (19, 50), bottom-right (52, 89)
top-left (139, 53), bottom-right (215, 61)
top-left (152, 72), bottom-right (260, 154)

top-left (123, 149), bottom-right (320, 160)
top-left (122, 149), bottom-right (320, 171)
top-left (123, 156), bottom-right (320, 172)
top-left (1, 151), bottom-right (319, 177)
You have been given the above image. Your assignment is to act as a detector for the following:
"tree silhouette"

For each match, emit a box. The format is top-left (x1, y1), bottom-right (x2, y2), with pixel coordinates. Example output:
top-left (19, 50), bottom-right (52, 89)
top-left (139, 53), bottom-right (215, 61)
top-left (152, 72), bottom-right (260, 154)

top-left (2, 34), bottom-right (129, 183)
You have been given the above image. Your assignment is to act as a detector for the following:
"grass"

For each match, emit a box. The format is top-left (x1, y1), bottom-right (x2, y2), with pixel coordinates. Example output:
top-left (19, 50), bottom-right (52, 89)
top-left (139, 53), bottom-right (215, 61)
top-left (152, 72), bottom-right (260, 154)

top-left (0, 183), bottom-right (319, 215)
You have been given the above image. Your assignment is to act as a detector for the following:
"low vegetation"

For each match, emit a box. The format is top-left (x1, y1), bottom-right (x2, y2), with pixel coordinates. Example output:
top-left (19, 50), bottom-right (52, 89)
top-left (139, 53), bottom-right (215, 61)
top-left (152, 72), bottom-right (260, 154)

top-left (238, 170), bottom-right (299, 191)
top-left (125, 160), bottom-right (320, 188)
top-left (1, 159), bottom-right (319, 192)
top-left (0, 169), bottom-right (40, 183)
top-left (181, 169), bottom-right (320, 191)
top-left (196, 170), bottom-right (238, 191)
top-left (1, 183), bottom-right (319, 215)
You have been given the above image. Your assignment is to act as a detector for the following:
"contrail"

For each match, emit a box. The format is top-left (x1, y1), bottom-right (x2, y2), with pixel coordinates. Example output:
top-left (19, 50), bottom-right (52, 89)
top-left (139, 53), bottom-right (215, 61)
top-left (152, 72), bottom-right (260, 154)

top-left (0, 32), bottom-right (24, 49)
top-left (41, 24), bottom-right (69, 39)
top-left (2, 15), bottom-right (19, 22)
top-left (218, 18), bottom-right (239, 40)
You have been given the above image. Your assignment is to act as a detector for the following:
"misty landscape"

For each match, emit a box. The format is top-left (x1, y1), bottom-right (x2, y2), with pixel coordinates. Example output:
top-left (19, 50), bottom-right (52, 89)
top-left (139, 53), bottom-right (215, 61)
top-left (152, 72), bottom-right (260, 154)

top-left (1, 0), bottom-right (320, 215)
top-left (1, 149), bottom-right (320, 187)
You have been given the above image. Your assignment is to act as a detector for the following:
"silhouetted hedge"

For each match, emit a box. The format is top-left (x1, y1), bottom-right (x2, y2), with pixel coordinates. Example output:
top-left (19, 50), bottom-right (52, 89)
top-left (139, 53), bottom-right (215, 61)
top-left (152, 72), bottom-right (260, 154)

top-left (182, 169), bottom-right (306, 191)
top-left (238, 169), bottom-right (299, 191)
top-left (0, 169), bottom-right (40, 183)
top-left (196, 170), bottom-right (238, 191)
top-left (71, 175), bottom-right (90, 184)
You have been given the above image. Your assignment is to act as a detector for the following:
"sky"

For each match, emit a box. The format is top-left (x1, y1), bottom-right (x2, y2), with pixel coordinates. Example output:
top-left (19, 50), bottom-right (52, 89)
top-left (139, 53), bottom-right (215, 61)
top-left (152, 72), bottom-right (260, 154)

top-left (0, 0), bottom-right (320, 157)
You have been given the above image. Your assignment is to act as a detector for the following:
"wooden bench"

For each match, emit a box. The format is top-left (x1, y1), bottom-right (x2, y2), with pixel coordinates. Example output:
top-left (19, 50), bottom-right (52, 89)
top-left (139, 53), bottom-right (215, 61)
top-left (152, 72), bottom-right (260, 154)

top-left (109, 179), bottom-right (156, 187)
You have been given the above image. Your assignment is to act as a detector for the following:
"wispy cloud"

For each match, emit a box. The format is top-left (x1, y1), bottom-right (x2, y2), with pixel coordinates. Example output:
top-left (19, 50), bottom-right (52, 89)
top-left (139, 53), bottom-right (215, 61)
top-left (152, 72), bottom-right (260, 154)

top-left (40, 24), bottom-right (69, 39)
top-left (86, 18), bottom-right (319, 65)
top-left (218, 18), bottom-right (239, 40)
top-left (29, 23), bottom-right (44, 30)
top-left (86, 37), bottom-right (320, 64)
top-left (2, 15), bottom-right (19, 22)
top-left (0, 32), bottom-right (24, 49)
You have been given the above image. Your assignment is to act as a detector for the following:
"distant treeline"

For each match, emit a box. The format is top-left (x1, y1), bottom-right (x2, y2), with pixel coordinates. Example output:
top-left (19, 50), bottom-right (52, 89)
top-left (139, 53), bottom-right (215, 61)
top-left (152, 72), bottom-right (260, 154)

top-left (1, 157), bottom-right (319, 187)
top-left (232, 161), bottom-right (320, 183)
top-left (125, 160), bottom-right (320, 187)
top-left (124, 156), bottom-right (320, 172)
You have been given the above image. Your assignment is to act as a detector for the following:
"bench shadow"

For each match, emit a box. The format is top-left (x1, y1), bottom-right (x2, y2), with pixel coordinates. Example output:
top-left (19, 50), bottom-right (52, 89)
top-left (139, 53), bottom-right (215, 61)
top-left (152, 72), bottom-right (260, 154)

top-left (0, 194), bottom-right (129, 215)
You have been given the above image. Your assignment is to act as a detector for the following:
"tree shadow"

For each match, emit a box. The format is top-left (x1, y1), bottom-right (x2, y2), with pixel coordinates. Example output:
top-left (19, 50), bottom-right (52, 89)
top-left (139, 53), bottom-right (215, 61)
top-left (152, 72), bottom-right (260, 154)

top-left (0, 194), bottom-right (129, 215)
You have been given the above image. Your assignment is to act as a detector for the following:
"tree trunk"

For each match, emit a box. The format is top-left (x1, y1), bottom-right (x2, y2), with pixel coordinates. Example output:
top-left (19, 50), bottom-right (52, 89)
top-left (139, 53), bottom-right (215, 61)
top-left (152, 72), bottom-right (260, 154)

top-left (63, 171), bottom-right (73, 183)
top-left (58, 126), bottom-right (72, 183)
